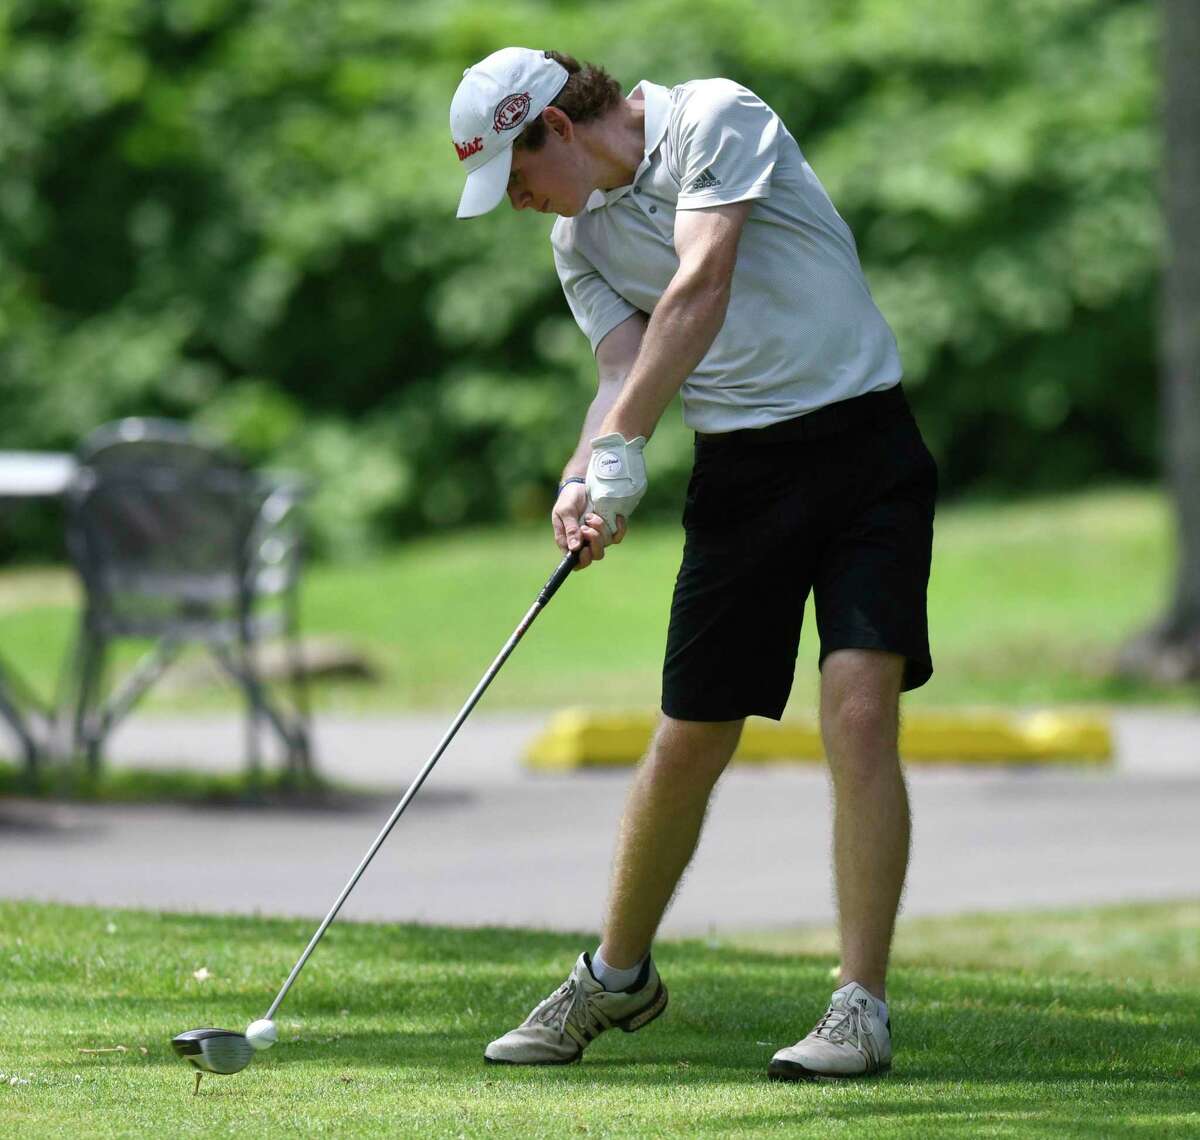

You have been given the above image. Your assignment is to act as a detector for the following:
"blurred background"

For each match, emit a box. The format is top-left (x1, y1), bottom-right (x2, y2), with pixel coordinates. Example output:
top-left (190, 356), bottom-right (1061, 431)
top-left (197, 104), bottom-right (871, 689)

top-left (0, 0), bottom-right (1197, 1017)
top-left (0, 0), bottom-right (1196, 727)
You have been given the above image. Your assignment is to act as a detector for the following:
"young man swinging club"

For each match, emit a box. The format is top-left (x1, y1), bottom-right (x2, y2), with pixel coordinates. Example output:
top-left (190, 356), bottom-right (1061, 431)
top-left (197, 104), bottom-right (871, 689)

top-left (450, 47), bottom-right (937, 1081)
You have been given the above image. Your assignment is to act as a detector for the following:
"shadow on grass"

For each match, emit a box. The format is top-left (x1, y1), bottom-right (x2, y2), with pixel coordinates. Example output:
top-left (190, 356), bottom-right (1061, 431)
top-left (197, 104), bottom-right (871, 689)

top-left (61, 967), bottom-right (1194, 1089)
top-left (0, 761), bottom-right (474, 813)
top-left (7, 904), bottom-right (1197, 1137)
top-left (702, 1098), bottom-right (1200, 1140)
top-left (17, 984), bottom-right (1200, 1138)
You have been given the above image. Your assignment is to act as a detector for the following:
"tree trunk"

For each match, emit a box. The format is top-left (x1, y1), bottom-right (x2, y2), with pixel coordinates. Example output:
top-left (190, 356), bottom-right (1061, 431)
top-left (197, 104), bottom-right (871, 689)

top-left (1117, 0), bottom-right (1200, 683)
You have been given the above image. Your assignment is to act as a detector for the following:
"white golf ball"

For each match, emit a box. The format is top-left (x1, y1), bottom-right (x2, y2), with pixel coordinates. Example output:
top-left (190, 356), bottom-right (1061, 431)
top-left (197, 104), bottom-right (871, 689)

top-left (245, 1019), bottom-right (278, 1051)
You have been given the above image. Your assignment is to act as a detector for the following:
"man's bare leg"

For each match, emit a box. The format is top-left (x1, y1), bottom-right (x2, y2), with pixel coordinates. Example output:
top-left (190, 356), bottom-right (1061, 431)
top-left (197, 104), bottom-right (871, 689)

top-left (597, 714), bottom-right (745, 969)
top-left (482, 715), bottom-right (742, 1064)
top-left (820, 648), bottom-right (910, 1003)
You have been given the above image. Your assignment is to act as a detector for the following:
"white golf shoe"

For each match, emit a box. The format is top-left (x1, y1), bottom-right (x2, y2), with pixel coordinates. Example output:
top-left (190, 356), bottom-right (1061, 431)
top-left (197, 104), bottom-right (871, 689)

top-left (768, 982), bottom-right (892, 1081)
top-left (484, 952), bottom-right (668, 1065)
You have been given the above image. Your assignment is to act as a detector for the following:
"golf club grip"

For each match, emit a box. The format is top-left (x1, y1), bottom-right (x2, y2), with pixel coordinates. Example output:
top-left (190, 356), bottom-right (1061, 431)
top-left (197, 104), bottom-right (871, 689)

top-left (262, 545), bottom-right (581, 1022)
top-left (538, 545), bottom-right (582, 603)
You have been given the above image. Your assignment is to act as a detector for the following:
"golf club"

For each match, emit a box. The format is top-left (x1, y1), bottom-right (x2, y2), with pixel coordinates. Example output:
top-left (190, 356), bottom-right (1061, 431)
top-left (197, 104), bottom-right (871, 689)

top-left (172, 544), bottom-right (583, 1082)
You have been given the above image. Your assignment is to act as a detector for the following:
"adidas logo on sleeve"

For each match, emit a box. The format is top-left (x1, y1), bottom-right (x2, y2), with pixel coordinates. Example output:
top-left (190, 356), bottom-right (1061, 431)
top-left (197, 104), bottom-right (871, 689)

top-left (688, 168), bottom-right (722, 191)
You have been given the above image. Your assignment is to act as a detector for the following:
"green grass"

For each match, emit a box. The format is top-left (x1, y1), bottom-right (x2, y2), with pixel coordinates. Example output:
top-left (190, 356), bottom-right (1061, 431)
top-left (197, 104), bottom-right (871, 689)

top-left (0, 760), bottom-right (347, 806)
top-left (729, 900), bottom-right (1200, 987)
top-left (0, 484), bottom-right (1194, 722)
top-left (0, 900), bottom-right (1196, 1137)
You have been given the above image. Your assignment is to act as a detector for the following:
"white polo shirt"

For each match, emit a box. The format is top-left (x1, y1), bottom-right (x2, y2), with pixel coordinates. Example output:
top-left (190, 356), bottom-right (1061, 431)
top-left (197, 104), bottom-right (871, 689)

top-left (550, 79), bottom-right (902, 434)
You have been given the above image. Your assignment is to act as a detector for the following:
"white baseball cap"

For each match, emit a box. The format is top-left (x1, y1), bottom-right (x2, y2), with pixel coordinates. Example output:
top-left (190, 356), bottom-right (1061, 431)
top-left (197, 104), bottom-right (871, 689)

top-left (450, 48), bottom-right (570, 219)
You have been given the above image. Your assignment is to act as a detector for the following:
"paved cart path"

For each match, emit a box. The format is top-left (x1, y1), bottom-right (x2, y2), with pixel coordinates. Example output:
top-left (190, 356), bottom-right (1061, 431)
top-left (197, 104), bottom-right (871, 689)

top-left (1, 708), bottom-right (1197, 934)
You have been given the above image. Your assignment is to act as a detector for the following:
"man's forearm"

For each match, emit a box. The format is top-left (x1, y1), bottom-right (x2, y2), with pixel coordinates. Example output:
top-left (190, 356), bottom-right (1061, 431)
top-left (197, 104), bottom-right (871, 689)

top-left (597, 278), bottom-right (730, 441)
top-left (561, 382), bottom-right (625, 484)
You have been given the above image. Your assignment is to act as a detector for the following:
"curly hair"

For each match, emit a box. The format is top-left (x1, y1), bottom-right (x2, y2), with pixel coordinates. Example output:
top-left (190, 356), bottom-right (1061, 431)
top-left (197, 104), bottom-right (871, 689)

top-left (516, 51), bottom-right (622, 151)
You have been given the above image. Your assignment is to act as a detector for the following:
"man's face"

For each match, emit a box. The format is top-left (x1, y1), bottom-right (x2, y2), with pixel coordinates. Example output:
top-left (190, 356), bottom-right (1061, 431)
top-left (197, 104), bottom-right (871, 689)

top-left (507, 118), bottom-right (591, 217)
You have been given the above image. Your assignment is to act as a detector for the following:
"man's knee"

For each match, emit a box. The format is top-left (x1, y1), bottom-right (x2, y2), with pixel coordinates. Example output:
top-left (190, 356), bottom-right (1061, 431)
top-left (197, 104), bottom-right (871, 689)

top-left (820, 650), bottom-right (903, 769)
top-left (647, 713), bottom-right (745, 783)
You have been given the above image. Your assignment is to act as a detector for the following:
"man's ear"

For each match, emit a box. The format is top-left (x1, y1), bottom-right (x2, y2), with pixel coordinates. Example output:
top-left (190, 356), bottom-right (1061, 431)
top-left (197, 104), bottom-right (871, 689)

top-left (542, 105), bottom-right (574, 142)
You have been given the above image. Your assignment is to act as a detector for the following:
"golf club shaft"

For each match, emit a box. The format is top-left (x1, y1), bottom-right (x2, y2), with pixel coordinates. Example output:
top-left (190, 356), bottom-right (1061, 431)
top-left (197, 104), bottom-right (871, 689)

top-left (263, 546), bottom-right (581, 1021)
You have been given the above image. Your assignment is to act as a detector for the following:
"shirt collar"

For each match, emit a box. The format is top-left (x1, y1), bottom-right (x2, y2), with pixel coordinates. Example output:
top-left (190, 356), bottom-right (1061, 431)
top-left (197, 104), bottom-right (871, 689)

top-left (584, 80), bottom-right (670, 212)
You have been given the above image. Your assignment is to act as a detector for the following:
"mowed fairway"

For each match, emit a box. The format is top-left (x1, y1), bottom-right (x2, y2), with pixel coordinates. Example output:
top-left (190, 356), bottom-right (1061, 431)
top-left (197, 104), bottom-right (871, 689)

top-left (0, 901), bottom-right (1196, 1137)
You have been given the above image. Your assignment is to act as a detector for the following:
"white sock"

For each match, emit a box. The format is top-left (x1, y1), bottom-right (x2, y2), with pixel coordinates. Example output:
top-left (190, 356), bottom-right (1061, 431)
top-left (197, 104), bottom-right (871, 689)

top-left (591, 948), bottom-right (647, 992)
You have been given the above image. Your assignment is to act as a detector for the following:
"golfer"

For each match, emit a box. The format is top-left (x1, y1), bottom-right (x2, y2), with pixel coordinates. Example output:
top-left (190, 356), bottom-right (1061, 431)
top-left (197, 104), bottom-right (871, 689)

top-left (450, 47), bottom-right (937, 1081)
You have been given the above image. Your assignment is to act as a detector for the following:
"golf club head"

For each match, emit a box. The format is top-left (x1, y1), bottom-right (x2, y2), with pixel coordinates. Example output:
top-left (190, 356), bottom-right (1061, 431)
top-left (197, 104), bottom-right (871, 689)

top-left (171, 1028), bottom-right (254, 1075)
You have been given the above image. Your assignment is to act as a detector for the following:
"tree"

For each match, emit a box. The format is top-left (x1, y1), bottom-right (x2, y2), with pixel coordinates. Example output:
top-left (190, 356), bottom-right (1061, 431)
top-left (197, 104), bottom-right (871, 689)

top-left (0, 0), bottom-right (1164, 556)
top-left (1118, 0), bottom-right (1200, 682)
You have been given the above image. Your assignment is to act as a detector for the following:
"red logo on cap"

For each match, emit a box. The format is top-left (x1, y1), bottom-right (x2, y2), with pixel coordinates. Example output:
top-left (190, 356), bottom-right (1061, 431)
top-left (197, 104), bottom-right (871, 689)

top-left (494, 92), bottom-right (531, 132)
top-left (455, 136), bottom-right (484, 161)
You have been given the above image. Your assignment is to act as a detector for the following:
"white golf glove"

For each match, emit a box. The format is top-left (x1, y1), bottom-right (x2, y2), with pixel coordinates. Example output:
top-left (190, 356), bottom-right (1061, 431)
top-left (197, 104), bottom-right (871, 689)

top-left (586, 432), bottom-right (647, 537)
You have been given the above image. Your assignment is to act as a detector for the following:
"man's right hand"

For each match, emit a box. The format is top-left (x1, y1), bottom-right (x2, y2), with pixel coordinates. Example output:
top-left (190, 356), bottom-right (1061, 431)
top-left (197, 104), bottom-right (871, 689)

top-left (552, 482), bottom-right (627, 571)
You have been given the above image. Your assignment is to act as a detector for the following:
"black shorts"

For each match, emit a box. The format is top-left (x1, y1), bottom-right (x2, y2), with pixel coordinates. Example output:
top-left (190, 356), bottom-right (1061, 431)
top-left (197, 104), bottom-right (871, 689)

top-left (661, 382), bottom-right (937, 722)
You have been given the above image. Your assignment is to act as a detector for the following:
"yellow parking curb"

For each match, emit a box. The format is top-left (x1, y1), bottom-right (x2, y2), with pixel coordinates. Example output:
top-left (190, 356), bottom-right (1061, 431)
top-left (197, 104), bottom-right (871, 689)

top-left (524, 709), bottom-right (1113, 770)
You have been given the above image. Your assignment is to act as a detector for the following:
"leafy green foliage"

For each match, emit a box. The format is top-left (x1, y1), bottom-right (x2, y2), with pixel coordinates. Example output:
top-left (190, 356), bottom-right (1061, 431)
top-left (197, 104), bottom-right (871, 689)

top-left (0, 0), bottom-right (1160, 555)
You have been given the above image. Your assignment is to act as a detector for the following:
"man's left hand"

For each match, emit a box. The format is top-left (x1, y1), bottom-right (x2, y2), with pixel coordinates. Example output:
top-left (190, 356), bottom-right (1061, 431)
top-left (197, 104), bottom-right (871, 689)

top-left (586, 432), bottom-right (647, 540)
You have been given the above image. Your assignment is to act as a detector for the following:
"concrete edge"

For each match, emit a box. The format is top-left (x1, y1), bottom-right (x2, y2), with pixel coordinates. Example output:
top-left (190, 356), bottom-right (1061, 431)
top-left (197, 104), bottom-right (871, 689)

top-left (524, 708), bottom-right (1114, 770)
